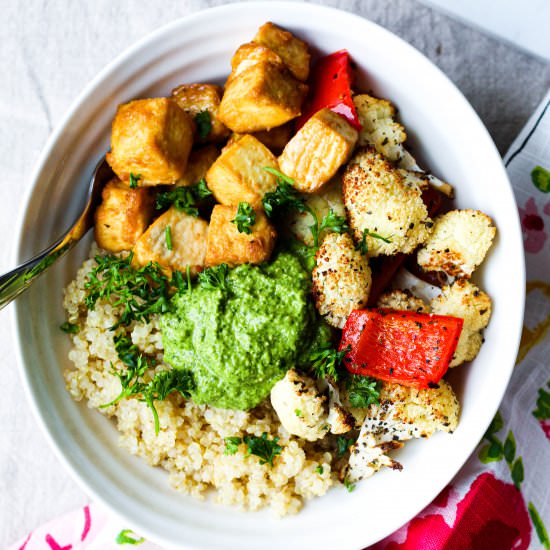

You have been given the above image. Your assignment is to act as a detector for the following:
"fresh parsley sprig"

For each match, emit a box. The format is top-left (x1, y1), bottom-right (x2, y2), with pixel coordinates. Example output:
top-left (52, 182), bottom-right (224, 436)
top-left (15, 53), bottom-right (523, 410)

top-left (194, 111), bottom-right (212, 140)
top-left (262, 168), bottom-right (350, 252)
top-left (129, 173), bottom-right (141, 189)
top-left (336, 436), bottom-right (354, 457)
top-left (308, 341), bottom-right (350, 382)
top-left (60, 321), bottom-right (79, 334)
top-left (84, 253), bottom-right (172, 329)
top-left (155, 179), bottom-right (212, 216)
top-left (355, 229), bottom-right (392, 255)
top-left (102, 334), bottom-right (194, 434)
top-left (224, 432), bottom-right (282, 466)
top-left (197, 264), bottom-right (229, 291)
top-left (232, 202), bottom-right (256, 234)
top-left (346, 375), bottom-right (381, 408)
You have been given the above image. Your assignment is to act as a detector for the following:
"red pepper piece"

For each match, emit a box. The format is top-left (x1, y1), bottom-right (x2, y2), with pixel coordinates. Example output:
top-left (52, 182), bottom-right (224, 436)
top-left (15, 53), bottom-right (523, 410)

top-left (296, 50), bottom-right (361, 131)
top-left (340, 309), bottom-right (463, 389)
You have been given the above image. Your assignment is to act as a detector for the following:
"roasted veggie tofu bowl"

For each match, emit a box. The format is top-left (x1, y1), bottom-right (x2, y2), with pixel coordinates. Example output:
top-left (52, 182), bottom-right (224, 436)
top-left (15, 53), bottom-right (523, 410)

top-left (13, 4), bottom-right (524, 550)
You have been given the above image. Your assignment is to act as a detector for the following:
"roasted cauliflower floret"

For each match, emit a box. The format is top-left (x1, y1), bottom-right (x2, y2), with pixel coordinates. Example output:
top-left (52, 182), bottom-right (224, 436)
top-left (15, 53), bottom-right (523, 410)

top-left (346, 432), bottom-right (402, 483)
top-left (377, 289), bottom-right (429, 313)
top-left (346, 380), bottom-right (459, 482)
top-left (132, 207), bottom-right (208, 275)
top-left (106, 98), bottom-right (194, 185)
top-left (205, 134), bottom-right (279, 207)
top-left (327, 382), bottom-right (355, 434)
top-left (279, 108), bottom-right (358, 193)
top-left (312, 233), bottom-right (371, 329)
top-left (351, 380), bottom-right (460, 439)
top-left (353, 94), bottom-right (406, 163)
top-left (219, 58), bottom-right (307, 133)
top-left (353, 93), bottom-right (453, 197)
top-left (176, 145), bottom-right (219, 188)
top-left (417, 209), bottom-right (496, 279)
top-left (253, 22), bottom-right (310, 82)
top-left (171, 83), bottom-right (230, 143)
top-left (94, 178), bottom-right (154, 252)
top-left (205, 204), bottom-right (277, 267)
top-left (343, 147), bottom-right (432, 256)
top-left (287, 177), bottom-right (345, 246)
top-left (270, 369), bottom-right (328, 441)
top-left (431, 279), bottom-right (492, 367)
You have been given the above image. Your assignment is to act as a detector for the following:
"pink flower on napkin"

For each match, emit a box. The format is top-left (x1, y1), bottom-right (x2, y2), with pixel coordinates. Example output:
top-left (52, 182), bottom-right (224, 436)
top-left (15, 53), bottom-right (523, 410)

top-left (519, 198), bottom-right (547, 253)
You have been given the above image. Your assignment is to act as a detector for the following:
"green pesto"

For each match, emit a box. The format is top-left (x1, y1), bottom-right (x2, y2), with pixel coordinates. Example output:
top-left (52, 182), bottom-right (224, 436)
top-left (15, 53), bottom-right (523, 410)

top-left (160, 252), bottom-right (330, 410)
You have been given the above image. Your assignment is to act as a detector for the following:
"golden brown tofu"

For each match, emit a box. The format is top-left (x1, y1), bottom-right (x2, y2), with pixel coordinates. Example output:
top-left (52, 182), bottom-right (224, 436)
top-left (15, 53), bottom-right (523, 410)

top-left (94, 178), bottom-right (154, 252)
top-left (278, 108), bottom-right (358, 193)
top-left (106, 98), bottom-right (194, 185)
top-left (230, 42), bottom-right (284, 82)
top-left (171, 83), bottom-right (230, 143)
top-left (205, 205), bottom-right (277, 267)
top-left (228, 123), bottom-right (293, 155)
top-left (218, 61), bottom-right (308, 133)
top-left (176, 145), bottom-right (219, 187)
top-left (132, 207), bottom-right (208, 275)
top-left (254, 22), bottom-right (310, 82)
top-left (205, 134), bottom-right (279, 207)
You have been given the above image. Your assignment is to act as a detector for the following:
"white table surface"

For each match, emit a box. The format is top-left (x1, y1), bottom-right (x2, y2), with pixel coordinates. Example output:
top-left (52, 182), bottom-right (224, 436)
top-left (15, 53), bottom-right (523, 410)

top-left (1, 0), bottom-right (549, 545)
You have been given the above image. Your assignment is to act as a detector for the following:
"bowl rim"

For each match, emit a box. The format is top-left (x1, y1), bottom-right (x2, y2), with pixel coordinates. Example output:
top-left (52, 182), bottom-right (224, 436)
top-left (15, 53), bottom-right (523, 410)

top-left (11, 2), bottom-right (525, 548)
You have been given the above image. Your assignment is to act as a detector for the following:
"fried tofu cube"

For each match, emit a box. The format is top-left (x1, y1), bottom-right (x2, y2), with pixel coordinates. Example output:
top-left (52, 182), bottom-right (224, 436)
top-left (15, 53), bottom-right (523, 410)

top-left (205, 134), bottom-right (279, 207)
top-left (228, 123), bottom-right (293, 155)
top-left (230, 42), bottom-right (285, 82)
top-left (279, 108), bottom-right (358, 193)
top-left (171, 83), bottom-right (230, 143)
top-left (132, 207), bottom-right (208, 275)
top-left (417, 209), bottom-right (496, 279)
top-left (205, 204), bottom-right (277, 267)
top-left (254, 22), bottom-right (310, 82)
top-left (176, 145), bottom-right (219, 187)
top-left (218, 61), bottom-right (308, 133)
top-left (106, 98), bottom-right (193, 185)
top-left (94, 178), bottom-right (154, 252)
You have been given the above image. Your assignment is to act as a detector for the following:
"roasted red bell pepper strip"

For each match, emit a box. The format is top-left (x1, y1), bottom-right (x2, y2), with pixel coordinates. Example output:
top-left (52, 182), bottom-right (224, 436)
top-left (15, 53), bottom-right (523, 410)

top-left (296, 50), bottom-right (361, 131)
top-left (340, 309), bottom-right (463, 389)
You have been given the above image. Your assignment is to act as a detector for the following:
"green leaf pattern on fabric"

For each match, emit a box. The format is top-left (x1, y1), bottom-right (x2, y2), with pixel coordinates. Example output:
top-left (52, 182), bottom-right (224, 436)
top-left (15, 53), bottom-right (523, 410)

top-left (531, 165), bottom-right (550, 193)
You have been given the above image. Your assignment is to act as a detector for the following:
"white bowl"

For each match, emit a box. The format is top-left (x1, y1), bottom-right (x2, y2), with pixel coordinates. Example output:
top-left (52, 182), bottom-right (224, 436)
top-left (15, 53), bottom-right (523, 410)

top-left (12, 2), bottom-right (525, 549)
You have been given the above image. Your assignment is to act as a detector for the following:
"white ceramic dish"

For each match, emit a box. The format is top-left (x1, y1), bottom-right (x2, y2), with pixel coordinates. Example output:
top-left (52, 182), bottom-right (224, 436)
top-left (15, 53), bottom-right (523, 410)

top-left (12, 3), bottom-right (525, 549)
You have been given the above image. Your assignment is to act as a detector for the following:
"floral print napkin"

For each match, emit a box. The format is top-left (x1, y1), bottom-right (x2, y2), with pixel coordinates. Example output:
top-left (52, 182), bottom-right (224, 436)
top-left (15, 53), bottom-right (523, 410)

top-left (9, 91), bottom-right (550, 550)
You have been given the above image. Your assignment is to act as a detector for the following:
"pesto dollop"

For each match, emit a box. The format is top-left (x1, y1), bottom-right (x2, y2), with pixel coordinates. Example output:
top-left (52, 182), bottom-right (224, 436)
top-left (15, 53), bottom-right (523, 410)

top-left (160, 252), bottom-right (328, 410)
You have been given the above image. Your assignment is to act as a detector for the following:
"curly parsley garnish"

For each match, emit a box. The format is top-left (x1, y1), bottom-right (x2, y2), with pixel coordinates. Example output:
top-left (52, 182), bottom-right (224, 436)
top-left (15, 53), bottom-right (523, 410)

top-left (343, 477), bottom-right (356, 493)
top-left (155, 178), bottom-right (212, 216)
top-left (84, 253), bottom-right (172, 329)
top-left (308, 342), bottom-right (350, 382)
top-left (165, 225), bottom-right (173, 250)
top-left (263, 168), bottom-right (349, 253)
top-left (194, 111), bottom-right (212, 140)
top-left (102, 334), bottom-right (194, 435)
top-left (336, 436), bottom-right (355, 457)
top-left (115, 529), bottom-right (145, 545)
top-left (231, 202), bottom-right (256, 234)
top-left (197, 263), bottom-right (229, 291)
top-left (347, 375), bottom-right (381, 408)
top-left (223, 432), bottom-right (282, 466)
top-left (129, 173), bottom-right (141, 189)
top-left (60, 321), bottom-right (79, 334)
top-left (355, 229), bottom-right (392, 255)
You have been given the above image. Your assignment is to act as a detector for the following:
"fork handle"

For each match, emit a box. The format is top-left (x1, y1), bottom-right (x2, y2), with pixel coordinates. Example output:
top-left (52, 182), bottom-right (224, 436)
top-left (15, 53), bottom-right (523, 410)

top-left (0, 236), bottom-right (75, 310)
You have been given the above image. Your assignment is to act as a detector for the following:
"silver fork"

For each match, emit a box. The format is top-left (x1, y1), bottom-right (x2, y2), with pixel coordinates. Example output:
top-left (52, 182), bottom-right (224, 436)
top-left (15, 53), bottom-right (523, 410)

top-left (0, 158), bottom-right (113, 310)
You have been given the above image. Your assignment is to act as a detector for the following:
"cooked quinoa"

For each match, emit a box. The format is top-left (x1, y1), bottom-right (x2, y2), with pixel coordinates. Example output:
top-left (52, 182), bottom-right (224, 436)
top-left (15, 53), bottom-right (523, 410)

top-left (63, 245), bottom-right (338, 516)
